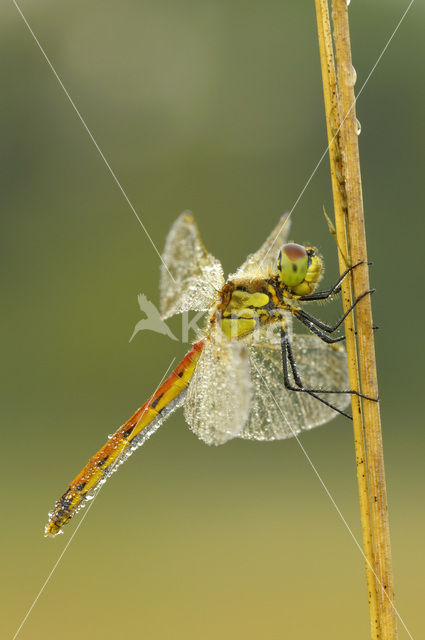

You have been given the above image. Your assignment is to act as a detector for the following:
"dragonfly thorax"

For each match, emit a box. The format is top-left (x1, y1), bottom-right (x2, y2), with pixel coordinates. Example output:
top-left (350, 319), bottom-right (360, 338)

top-left (216, 281), bottom-right (280, 339)
top-left (214, 244), bottom-right (323, 340)
top-left (277, 243), bottom-right (323, 297)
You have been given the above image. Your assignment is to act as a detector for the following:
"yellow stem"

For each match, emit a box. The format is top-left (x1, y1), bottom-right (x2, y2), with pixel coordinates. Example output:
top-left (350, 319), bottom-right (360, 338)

top-left (331, 2), bottom-right (397, 638)
top-left (315, 1), bottom-right (384, 638)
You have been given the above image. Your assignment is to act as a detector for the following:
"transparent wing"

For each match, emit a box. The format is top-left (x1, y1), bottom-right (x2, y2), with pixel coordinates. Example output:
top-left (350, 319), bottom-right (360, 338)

top-left (184, 326), bottom-right (251, 445)
top-left (241, 331), bottom-right (350, 440)
top-left (230, 213), bottom-right (292, 279)
top-left (160, 212), bottom-right (224, 320)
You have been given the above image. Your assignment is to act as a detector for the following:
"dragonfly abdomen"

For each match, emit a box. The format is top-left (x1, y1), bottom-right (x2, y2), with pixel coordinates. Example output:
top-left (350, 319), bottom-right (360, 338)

top-left (45, 340), bottom-right (204, 536)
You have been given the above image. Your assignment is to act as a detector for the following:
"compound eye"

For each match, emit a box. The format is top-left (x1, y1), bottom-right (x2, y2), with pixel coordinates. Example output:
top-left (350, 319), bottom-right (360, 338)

top-left (278, 243), bottom-right (308, 288)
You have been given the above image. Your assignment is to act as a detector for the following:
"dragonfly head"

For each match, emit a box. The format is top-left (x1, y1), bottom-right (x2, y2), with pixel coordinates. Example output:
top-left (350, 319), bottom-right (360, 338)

top-left (277, 243), bottom-right (323, 296)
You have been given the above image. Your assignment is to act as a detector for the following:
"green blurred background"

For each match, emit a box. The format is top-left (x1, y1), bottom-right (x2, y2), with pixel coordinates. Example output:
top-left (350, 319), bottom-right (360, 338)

top-left (2, 1), bottom-right (423, 638)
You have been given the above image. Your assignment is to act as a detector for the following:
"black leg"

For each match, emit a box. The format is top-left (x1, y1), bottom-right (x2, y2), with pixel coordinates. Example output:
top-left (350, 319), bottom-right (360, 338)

top-left (295, 315), bottom-right (347, 344)
top-left (281, 327), bottom-right (378, 405)
top-left (293, 316), bottom-right (378, 344)
top-left (298, 261), bottom-right (366, 302)
top-left (295, 289), bottom-right (374, 335)
top-left (280, 328), bottom-right (352, 419)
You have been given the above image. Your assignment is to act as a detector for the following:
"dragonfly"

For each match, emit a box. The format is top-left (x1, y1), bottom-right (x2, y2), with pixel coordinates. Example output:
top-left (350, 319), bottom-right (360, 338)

top-left (45, 212), bottom-right (373, 536)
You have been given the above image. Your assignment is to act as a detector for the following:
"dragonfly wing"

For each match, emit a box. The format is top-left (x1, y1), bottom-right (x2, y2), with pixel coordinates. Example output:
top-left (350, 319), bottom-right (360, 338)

top-left (230, 213), bottom-right (292, 279)
top-left (241, 332), bottom-right (350, 440)
top-left (160, 212), bottom-right (224, 320)
top-left (184, 327), bottom-right (251, 445)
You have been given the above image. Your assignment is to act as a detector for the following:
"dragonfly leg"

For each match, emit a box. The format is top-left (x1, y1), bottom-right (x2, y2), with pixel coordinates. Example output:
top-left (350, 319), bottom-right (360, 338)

top-left (280, 328), bottom-right (352, 419)
top-left (295, 289), bottom-right (375, 335)
top-left (281, 328), bottom-right (378, 405)
top-left (294, 315), bottom-right (347, 344)
top-left (298, 261), bottom-right (367, 301)
top-left (293, 317), bottom-right (378, 345)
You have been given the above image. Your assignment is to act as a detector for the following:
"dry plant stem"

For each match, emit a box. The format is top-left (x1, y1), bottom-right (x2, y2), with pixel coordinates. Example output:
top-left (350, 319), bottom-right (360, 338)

top-left (314, 2), bottom-right (380, 638)
top-left (332, 3), bottom-right (397, 638)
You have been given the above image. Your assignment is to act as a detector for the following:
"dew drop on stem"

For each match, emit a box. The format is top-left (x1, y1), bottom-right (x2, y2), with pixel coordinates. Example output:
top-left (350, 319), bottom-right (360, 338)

top-left (355, 118), bottom-right (362, 135)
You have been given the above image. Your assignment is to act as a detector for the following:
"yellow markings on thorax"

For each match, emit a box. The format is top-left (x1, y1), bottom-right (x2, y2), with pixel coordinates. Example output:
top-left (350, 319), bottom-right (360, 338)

top-left (229, 290), bottom-right (269, 308)
top-left (221, 287), bottom-right (271, 338)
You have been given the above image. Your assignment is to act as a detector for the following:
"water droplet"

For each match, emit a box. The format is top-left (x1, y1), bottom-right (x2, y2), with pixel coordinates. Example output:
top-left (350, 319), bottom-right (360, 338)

top-left (355, 118), bottom-right (362, 135)
top-left (107, 433), bottom-right (113, 439)
top-left (347, 64), bottom-right (357, 87)
top-left (346, 0), bottom-right (351, 6)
